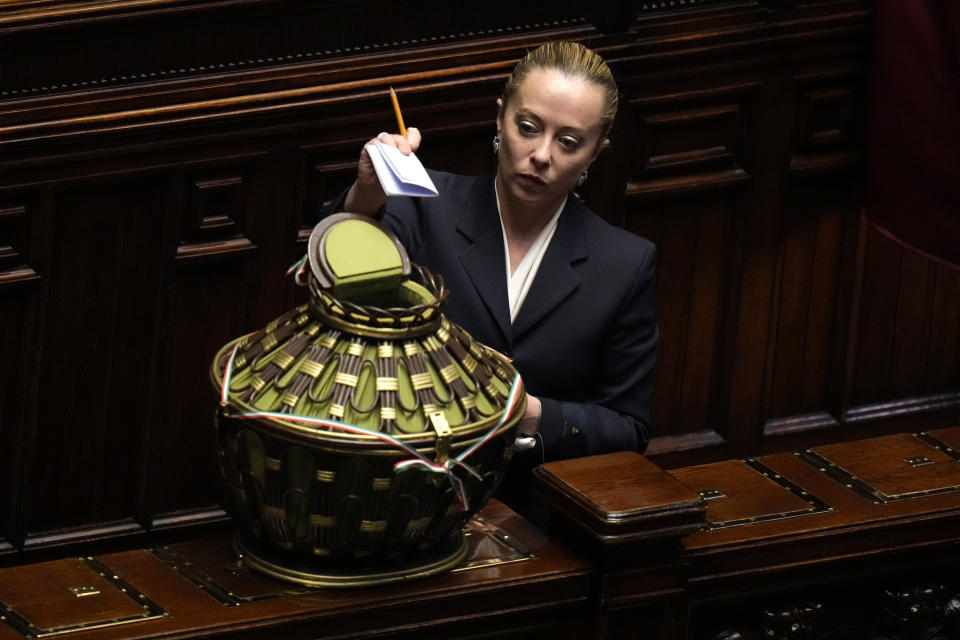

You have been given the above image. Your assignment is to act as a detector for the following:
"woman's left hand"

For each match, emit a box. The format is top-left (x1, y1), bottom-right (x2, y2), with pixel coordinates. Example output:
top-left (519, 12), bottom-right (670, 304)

top-left (517, 394), bottom-right (541, 436)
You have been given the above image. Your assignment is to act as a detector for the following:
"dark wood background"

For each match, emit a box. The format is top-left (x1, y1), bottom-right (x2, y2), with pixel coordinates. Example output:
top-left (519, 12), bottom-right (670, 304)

top-left (1, 0), bottom-right (957, 562)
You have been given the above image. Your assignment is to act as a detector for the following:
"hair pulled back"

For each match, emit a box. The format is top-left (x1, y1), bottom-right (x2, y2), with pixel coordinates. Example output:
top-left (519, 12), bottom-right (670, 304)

top-left (501, 41), bottom-right (619, 138)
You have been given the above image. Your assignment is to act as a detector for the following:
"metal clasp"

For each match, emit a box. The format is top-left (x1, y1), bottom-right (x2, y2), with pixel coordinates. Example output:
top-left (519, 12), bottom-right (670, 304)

top-left (904, 456), bottom-right (933, 468)
top-left (429, 412), bottom-right (452, 464)
top-left (68, 586), bottom-right (100, 598)
top-left (699, 489), bottom-right (726, 501)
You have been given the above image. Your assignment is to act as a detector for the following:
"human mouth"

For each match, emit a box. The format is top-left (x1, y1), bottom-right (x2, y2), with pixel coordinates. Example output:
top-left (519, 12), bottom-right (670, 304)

top-left (518, 173), bottom-right (547, 189)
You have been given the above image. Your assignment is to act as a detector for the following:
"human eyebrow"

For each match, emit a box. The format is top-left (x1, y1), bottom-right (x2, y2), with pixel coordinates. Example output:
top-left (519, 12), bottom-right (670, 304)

top-left (514, 109), bottom-right (542, 125)
top-left (557, 123), bottom-right (588, 137)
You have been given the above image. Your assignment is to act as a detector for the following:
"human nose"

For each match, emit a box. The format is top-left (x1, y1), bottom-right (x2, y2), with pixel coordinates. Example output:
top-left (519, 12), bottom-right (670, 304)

top-left (530, 137), bottom-right (551, 167)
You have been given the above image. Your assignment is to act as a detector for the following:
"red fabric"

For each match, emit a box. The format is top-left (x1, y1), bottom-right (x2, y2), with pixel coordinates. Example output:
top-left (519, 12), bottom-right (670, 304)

top-left (867, 1), bottom-right (960, 270)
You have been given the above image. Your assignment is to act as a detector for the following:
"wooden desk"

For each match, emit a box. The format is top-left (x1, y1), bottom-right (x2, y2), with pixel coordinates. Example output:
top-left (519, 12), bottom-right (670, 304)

top-left (0, 501), bottom-right (592, 640)
top-left (4, 429), bottom-right (960, 639)
top-left (535, 427), bottom-right (960, 639)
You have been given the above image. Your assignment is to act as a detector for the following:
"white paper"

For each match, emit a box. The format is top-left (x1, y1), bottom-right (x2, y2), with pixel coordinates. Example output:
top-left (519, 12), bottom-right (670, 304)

top-left (365, 140), bottom-right (439, 197)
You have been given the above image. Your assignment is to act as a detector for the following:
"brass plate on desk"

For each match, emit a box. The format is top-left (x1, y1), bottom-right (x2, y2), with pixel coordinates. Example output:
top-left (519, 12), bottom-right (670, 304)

top-left (798, 432), bottom-right (960, 503)
top-left (669, 458), bottom-right (832, 529)
top-left (0, 556), bottom-right (167, 638)
top-left (152, 542), bottom-right (312, 606)
top-left (152, 514), bottom-right (533, 605)
top-left (454, 513), bottom-right (533, 571)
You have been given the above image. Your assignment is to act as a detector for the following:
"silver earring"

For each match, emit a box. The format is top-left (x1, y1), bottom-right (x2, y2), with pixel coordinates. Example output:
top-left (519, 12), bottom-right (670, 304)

top-left (492, 134), bottom-right (500, 154)
top-left (577, 170), bottom-right (588, 186)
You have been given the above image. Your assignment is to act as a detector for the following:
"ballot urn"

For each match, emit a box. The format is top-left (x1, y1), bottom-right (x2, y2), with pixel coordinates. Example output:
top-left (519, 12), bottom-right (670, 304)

top-left (210, 214), bottom-right (525, 587)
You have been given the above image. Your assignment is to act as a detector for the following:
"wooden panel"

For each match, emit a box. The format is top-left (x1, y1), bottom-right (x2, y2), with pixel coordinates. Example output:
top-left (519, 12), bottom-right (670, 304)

top-left (2, 0), bottom-right (927, 555)
top-left (622, 83), bottom-right (757, 455)
top-left (25, 178), bottom-right (166, 540)
top-left (789, 69), bottom-right (861, 174)
top-left (889, 250), bottom-right (935, 398)
top-left (848, 224), bottom-right (960, 413)
top-left (849, 229), bottom-right (901, 406)
top-left (669, 460), bottom-right (826, 527)
top-left (926, 265), bottom-right (960, 392)
top-left (152, 261), bottom-right (252, 518)
top-left (0, 285), bottom-right (31, 551)
top-left (0, 556), bottom-right (167, 635)
top-left (682, 449), bottom-right (960, 551)
top-left (766, 179), bottom-right (854, 423)
top-left (639, 194), bottom-right (740, 441)
top-left (535, 452), bottom-right (702, 525)
top-left (0, 195), bottom-right (43, 551)
top-left (176, 169), bottom-right (255, 262)
top-left (755, 61), bottom-right (865, 446)
top-left (151, 159), bottom-right (265, 519)
top-left (808, 433), bottom-right (960, 499)
top-left (0, 202), bottom-right (39, 288)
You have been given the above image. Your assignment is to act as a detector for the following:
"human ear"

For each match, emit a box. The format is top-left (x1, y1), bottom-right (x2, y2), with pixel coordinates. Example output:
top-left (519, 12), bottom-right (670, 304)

top-left (495, 98), bottom-right (504, 132)
top-left (589, 138), bottom-right (609, 164)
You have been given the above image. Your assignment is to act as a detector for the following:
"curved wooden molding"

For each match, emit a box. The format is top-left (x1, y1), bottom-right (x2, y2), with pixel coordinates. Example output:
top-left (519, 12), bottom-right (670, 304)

top-left (175, 237), bottom-right (255, 263)
top-left (844, 391), bottom-right (960, 423)
top-left (0, 265), bottom-right (40, 288)
top-left (22, 518), bottom-right (145, 551)
top-left (0, 0), bottom-right (262, 24)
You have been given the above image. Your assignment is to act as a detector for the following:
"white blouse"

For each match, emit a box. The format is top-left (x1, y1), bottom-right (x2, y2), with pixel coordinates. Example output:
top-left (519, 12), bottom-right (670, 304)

top-left (495, 182), bottom-right (566, 323)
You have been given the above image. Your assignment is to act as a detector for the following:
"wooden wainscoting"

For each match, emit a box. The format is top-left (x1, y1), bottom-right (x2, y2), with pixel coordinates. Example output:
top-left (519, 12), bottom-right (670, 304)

top-left (1, 0), bottom-right (956, 560)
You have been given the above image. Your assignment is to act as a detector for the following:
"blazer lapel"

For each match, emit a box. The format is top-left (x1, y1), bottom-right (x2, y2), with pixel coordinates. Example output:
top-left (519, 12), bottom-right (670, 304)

top-left (456, 176), bottom-right (513, 347)
top-left (511, 197), bottom-right (588, 339)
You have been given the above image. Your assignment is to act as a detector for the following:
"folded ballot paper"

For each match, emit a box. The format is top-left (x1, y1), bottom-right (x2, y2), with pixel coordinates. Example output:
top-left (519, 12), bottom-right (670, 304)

top-left (365, 140), bottom-right (439, 198)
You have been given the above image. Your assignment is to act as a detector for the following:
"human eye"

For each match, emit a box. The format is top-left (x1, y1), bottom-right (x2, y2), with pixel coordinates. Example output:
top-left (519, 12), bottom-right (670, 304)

top-left (516, 118), bottom-right (539, 136)
top-left (558, 135), bottom-right (581, 151)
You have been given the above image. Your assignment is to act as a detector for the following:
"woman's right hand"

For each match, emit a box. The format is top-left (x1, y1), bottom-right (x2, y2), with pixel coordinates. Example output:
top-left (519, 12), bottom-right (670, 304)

top-left (344, 128), bottom-right (422, 216)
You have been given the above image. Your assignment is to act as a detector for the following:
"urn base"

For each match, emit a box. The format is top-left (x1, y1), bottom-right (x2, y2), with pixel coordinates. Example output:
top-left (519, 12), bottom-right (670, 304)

top-left (233, 527), bottom-right (469, 588)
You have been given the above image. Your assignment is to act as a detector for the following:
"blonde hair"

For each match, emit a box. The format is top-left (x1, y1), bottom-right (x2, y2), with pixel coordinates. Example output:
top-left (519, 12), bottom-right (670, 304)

top-left (502, 41), bottom-right (619, 138)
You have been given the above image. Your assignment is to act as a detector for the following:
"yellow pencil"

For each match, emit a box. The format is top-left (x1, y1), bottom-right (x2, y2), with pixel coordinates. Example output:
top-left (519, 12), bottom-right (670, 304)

top-left (389, 87), bottom-right (407, 138)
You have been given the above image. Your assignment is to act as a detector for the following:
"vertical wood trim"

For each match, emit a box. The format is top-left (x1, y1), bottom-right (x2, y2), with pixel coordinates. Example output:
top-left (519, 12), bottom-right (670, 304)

top-left (920, 259), bottom-right (938, 395)
top-left (677, 211), bottom-right (701, 427)
top-left (12, 187), bottom-right (56, 549)
top-left (726, 71), bottom-right (790, 454)
top-left (918, 258), bottom-right (934, 394)
top-left (141, 171), bottom-right (186, 529)
top-left (140, 171), bottom-right (183, 530)
top-left (952, 266), bottom-right (960, 378)
top-left (714, 194), bottom-right (748, 451)
top-left (884, 239), bottom-right (905, 394)
top-left (922, 263), bottom-right (960, 394)
top-left (839, 212), bottom-right (869, 418)
top-left (799, 208), bottom-right (821, 411)
top-left (823, 200), bottom-right (856, 420)
top-left (761, 204), bottom-right (786, 423)
top-left (924, 266), bottom-right (940, 396)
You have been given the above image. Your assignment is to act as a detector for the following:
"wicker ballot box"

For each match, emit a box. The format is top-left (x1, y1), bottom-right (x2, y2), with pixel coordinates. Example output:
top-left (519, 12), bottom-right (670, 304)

top-left (211, 214), bottom-right (525, 587)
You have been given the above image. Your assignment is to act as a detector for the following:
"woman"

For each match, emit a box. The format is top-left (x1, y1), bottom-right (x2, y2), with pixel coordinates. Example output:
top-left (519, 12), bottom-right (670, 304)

top-left (330, 42), bottom-right (657, 497)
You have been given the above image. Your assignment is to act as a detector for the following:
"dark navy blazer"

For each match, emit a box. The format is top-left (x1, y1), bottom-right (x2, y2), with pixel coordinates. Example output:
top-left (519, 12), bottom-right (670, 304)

top-left (329, 171), bottom-right (658, 464)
